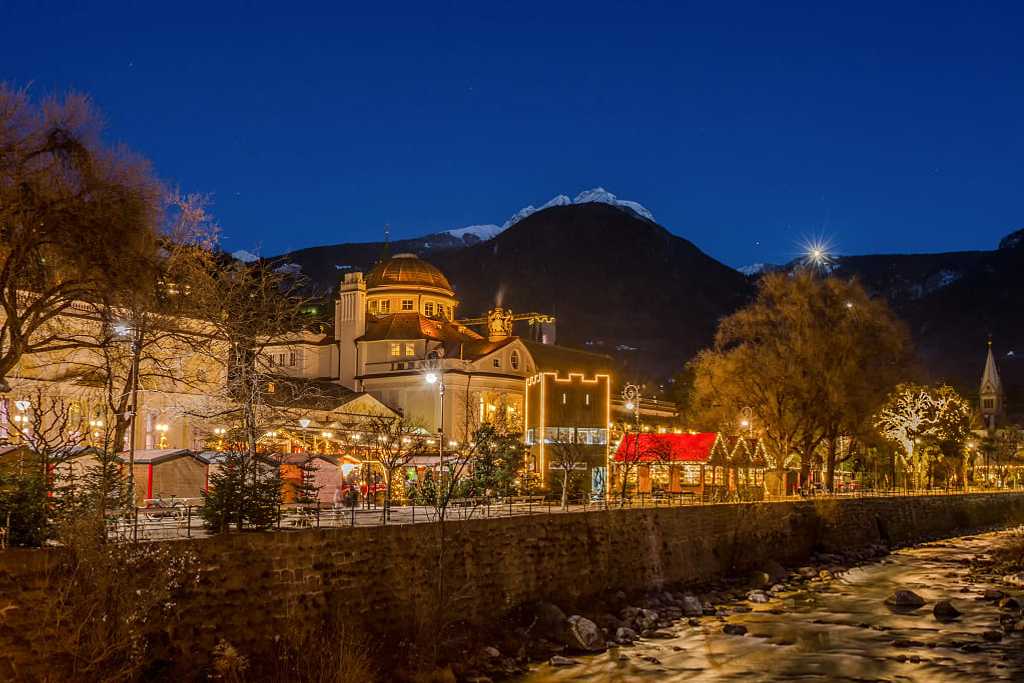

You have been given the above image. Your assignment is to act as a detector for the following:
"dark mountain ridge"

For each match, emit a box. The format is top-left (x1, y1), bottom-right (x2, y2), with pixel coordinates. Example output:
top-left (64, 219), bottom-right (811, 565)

top-left (277, 205), bottom-right (1023, 411)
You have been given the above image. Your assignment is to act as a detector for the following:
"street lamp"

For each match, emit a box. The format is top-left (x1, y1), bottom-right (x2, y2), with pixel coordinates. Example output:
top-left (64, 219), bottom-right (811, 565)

top-left (425, 368), bottom-right (445, 464)
top-left (112, 320), bottom-right (141, 536)
top-left (621, 384), bottom-right (641, 500)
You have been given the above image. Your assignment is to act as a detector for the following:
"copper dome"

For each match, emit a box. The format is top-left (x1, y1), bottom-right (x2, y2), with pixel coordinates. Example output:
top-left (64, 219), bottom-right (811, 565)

top-left (365, 253), bottom-right (454, 293)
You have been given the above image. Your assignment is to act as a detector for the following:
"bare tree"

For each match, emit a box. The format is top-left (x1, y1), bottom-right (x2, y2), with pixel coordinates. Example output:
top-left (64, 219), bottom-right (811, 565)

top-left (363, 412), bottom-right (429, 521)
top-left (0, 86), bottom-right (161, 393)
top-left (549, 432), bottom-right (588, 510)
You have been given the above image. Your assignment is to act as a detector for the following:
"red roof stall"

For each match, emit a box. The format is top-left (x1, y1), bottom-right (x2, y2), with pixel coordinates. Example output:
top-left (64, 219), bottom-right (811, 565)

top-left (612, 432), bottom-right (768, 498)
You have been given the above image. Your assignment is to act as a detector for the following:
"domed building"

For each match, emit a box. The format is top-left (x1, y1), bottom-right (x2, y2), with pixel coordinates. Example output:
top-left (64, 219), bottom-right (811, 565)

top-left (331, 252), bottom-right (614, 493)
top-left (363, 253), bottom-right (459, 321)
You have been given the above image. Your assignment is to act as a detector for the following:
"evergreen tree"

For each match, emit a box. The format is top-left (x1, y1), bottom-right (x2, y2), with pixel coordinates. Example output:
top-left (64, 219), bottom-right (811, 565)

top-left (0, 454), bottom-right (50, 547)
top-left (201, 452), bottom-right (282, 532)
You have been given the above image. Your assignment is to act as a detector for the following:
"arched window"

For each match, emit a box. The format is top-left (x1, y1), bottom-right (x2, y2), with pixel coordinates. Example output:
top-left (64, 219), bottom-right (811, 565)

top-left (510, 350), bottom-right (520, 370)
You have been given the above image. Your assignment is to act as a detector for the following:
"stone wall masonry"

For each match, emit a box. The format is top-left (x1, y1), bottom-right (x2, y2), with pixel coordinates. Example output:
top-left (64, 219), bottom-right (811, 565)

top-left (2, 492), bottom-right (1023, 679)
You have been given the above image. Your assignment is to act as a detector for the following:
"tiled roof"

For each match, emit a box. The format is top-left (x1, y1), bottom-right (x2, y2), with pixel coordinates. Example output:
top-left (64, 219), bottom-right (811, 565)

top-left (441, 337), bottom-right (517, 361)
top-left (264, 377), bottom-right (366, 411)
top-left (119, 449), bottom-right (198, 465)
top-left (359, 313), bottom-right (483, 343)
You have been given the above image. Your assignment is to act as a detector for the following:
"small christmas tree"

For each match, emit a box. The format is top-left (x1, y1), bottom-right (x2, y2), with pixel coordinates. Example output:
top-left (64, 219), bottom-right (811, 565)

top-left (201, 452), bottom-right (282, 532)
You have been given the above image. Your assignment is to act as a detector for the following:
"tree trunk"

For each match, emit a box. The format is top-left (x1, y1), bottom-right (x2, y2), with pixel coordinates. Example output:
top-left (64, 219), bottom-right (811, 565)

top-left (560, 472), bottom-right (569, 510)
top-left (825, 438), bottom-right (837, 493)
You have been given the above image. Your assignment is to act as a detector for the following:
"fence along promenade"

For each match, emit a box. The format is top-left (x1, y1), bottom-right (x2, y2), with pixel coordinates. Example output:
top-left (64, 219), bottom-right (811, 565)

top-left (96, 486), bottom-right (1024, 543)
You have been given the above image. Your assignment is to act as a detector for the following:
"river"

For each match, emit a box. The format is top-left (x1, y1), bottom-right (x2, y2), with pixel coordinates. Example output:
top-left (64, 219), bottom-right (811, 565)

top-left (516, 528), bottom-right (1024, 682)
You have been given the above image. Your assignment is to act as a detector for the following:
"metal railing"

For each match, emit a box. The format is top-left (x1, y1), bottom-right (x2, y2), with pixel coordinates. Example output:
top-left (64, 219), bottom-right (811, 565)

top-left (99, 485), bottom-right (1024, 542)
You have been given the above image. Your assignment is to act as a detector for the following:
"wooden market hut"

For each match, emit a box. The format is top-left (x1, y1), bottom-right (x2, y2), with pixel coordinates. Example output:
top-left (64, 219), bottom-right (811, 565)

top-left (613, 432), bottom-right (770, 499)
top-left (276, 453), bottom-right (342, 505)
top-left (613, 432), bottom-right (718, 496)
top-left (124, 449), bottom-right (207, 504)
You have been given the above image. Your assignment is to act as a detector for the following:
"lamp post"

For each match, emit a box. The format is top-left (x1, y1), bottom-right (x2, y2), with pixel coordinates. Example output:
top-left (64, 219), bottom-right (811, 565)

top-left (425, 370), bottom-right (445, 464)
top-left (114, 321), bottom-right (142, 539)
top-left (622, 383), bottom-right (641, 501)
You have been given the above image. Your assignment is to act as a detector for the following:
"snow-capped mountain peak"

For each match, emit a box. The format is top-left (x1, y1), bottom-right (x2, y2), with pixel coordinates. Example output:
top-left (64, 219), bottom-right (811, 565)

top-left (446, 224), bottom-right (503, 241)
top-left (738, 263), bottom-right (771, 276)
top-left (573, 187), bottom-right (655, 222)
top-left (443, 188), bottom-right (654, 242)
top-left (231, 249), bottom-right (259, 263)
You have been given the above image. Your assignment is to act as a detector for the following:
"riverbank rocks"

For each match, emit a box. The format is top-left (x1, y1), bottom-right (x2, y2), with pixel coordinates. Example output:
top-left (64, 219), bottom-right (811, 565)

top-left (998, 596), bottom-right (1020, 610)
top-left (747, 590), bottom-right (770, 604)
top-left (885, 590), bottom-right (927, 608)
top-left (982, 630), bottom-right (1004, 642)
top-left (723, 624), bottom-right (748, 636)
top-left (1003, 573), bottom-right (1024, 588)
top-left (681, 594), bottom-right (703, 617)
top-left (564, 616), bottom-right (606, 652)
top-left (549, 656), bottom-right (578, 667)
top-left (983, 589), bottom-right (1005, 601)
top-left (933, 600), bottom-right (962, 621)
top-left (614, 627), bottom-right (638, 644)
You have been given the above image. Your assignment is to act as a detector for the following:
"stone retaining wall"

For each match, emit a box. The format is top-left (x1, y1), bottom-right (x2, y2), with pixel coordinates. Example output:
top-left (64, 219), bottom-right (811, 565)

top-left (2, 492), bottom-right (1023, 679)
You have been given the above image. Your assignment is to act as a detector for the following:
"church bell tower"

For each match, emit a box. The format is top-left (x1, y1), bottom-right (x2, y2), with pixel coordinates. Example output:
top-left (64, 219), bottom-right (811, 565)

top-left (980, 339), bottom-right (1004, 432)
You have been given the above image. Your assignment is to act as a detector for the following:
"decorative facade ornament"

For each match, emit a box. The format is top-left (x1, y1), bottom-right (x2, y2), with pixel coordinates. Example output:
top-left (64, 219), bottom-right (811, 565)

top-left (487, 307), bottom-right (514, 341)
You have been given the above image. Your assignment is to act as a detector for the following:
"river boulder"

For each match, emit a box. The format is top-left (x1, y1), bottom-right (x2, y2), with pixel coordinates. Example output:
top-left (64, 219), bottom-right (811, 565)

top-left (723, 624), bottom-right (748, 636)
top-left (564, 616), bottom-right (606, 652)
top-left (615, 626), bottom-right (638, 644)
top-left (763, 559), bottom-right (788, 583)
top-left (549, 656), bottom-right (578, 667)
top-left (933, 600), bottom-right (962, 621)
top-left (681, 594), bottom-right (703, 617)
top-left (885, 590), bottom-right (926, 609)
top-left (533, 602), bottom-right (568, 639)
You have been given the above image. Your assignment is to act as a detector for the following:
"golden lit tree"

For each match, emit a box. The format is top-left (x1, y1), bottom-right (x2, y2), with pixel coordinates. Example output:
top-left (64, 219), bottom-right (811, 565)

top-left (691, 271), bottom-right (910, 490)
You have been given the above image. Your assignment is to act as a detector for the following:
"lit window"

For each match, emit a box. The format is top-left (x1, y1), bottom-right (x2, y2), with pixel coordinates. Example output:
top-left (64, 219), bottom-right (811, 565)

top-left (424, 302), bottom-right (434, 316)
top-left (390, 343), bottom-right (401, 357)
top-left (278, 353), bottom-right (285, 366)
top-left (562, 392), bottom-right (567, 405)
top-left (289, 352), bottom-right (296, 367)
top-left (526, 429), bottom-right (534, 445)
top-left (510, 350), bottom-right (520, 369)
top-left (493, 357), bottom-right (501, 368)
top-left (405, 342), bottom-right (415, 356)
top-left (266, 382), bottom-right (276, 394)
top-left (401, 299), bottom-right (414, 311)
top-left (369, 300), bottom-right (378, 314)
top-left (585, 393), bottom-right (590, 406)
top-left (379, 300), bottom-right (391, 313)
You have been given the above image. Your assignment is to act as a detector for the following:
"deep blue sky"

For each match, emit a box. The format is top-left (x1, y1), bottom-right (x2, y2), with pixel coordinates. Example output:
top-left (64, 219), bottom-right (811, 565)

top-left (3, 1), bottom-right (1022, 268)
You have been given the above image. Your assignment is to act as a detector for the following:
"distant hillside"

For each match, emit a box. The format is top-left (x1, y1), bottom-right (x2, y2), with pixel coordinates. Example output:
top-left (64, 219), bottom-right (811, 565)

top-left (825, 238), bottom-right (1024, 414)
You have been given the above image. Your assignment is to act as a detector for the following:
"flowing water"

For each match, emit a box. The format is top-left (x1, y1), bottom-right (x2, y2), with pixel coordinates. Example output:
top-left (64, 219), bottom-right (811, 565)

top-left (517, 529), bottom-right (1024, 682)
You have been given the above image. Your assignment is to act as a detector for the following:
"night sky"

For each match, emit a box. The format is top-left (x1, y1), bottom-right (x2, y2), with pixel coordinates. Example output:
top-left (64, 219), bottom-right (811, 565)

top-left (3, 1), bottom-right (1021, 268)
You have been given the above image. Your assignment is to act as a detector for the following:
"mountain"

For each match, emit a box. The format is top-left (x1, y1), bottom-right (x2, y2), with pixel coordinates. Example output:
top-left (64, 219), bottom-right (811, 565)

top-left (430, 203), bottom-right (750, 383)
top-left (278, 202), bottom-right (750, 385)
